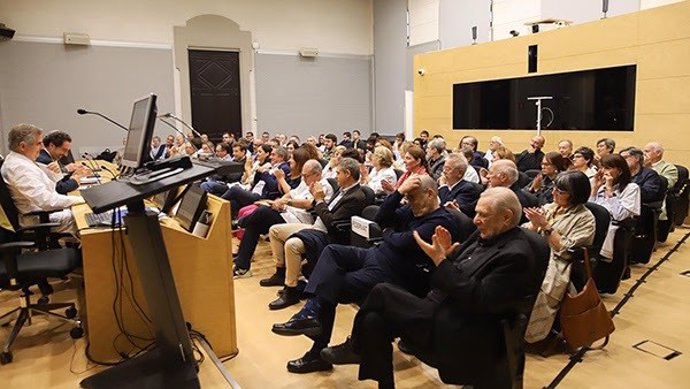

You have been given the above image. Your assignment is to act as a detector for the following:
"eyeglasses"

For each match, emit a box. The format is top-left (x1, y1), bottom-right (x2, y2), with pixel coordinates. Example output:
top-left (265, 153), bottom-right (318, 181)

top-left (552, 187), bottom-right (568, 195)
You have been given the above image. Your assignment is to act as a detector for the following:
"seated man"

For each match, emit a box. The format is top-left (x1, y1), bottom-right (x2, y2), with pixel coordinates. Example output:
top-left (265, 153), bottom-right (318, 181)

top-left (232, 159), bottom-right (336, 278)
top-left (324, 188), bottom-right (541, 389)
top-left (438, 153), bottom-right (482, 218)
top-left (261, 158), bottom-right (369, 309)
top-left (271, 175), bottom-right (460, 374)
top-left (515, 135), bottom-right (546, 172)
top-left (36, 130), bottom-right (90, 194)
top-left (1, 124), bottom-right (85, 234)
top-left (486, 159), bottom-right (538, 222)
top-left (621, 146), bottom-right (664, 203)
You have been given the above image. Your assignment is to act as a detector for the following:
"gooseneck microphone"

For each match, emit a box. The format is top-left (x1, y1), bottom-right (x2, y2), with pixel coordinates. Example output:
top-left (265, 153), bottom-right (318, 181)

top-left (157, 116), bottom-right (199, 152)
top-left (160, 113), bottom-right (202, 137)
top-left (80, 162), bottom-right (102, 184)
top-left (77, 108), bottom-right (129, 132)
top-left (99, 164), bottom-right (120, 179)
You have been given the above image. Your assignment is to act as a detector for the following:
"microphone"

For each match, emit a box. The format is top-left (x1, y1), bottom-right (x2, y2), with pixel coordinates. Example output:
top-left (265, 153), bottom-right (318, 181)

top-left (157, 117), bottom-right (199, 152)
top-left (77, 108), bottom-right (129, 132)
top-left (81, 152), bottom-right (102, 172)
top-left (99, 164), bottom-right (120, 179)
top-left (80, 162), bottom-right (102, 184)
top-left (162, 113), bottom-right (202, 137)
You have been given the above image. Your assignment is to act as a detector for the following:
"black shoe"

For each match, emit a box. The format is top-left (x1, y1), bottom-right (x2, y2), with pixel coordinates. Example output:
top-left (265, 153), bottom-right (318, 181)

top-left (260, 269), bottom-right (286, 287)
top-left (272, 314), bottom-right (322, 337)
top-left (277, 280), bottom-right (307, 297)
top-left (320, 337), bottom-right (360, 365)
top-left (286, 351), bottom-right (332, 374)
top-left (269, 287), bottom-right (301, 310)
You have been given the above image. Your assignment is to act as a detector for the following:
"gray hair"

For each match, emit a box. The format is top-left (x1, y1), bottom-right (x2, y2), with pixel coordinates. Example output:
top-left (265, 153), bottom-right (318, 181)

top-left (339, 157), bottom-right (360, 180)
top-left (428, 138), bottom-right (446, 153)
top-left (272, 146), bottom-right (288, 160)
top-left (8, 123), bottom-right (42, 152)
top-left (646, 142), bottom-right (664, 155)
top-left (597, 138), bottom-right (616, 153)
top-left (417, 174), bottom-right (439, 195)
top-left (481, 187), bottom-right (522, 227)
top-left (620, 146), bottom-right (643, 165)
top-left (445, 153), bottom-right (468, 176)
top-left (304, 159), bottom-right (323, 175)
top-left (492, 159), bottom-right (519, 185)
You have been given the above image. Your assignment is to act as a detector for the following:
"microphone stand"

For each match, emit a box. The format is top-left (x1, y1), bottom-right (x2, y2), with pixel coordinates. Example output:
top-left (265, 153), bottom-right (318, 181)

top-left (164, 114), bottom-right (202, 138)
top-left (158, 117), bottom-right (199, 153)
top-left (77, 109), bottom-right (129, 132)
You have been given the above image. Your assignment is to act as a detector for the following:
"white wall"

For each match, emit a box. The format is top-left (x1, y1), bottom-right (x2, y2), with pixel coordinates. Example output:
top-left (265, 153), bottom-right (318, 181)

top-left (0, 0), bottom-right (373, 55)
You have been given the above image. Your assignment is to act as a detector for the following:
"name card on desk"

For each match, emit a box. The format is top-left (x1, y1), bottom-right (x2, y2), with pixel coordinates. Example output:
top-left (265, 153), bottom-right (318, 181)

top-left (351, 216), bottom-right (374, 239)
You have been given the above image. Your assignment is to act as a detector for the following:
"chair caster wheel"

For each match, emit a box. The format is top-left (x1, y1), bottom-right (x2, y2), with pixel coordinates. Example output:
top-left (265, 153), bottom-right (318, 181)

top-left (65, 307), bottom-right (78, 319)
top-left (70, 326), bottom-right (84, 339)
top-left (37, 296), bottom-right (50, 305)
top-left (0, 351), bottom-right (12, 365)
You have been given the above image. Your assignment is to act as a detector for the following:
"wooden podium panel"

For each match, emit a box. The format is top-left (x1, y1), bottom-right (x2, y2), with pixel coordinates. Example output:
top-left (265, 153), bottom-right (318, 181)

top-left (73, 194), bottom-right (237, 362)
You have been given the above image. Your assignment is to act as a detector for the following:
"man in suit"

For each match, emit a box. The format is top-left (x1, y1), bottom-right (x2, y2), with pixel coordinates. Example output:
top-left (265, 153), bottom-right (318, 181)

top-left (36, 130), bottom-right (89, 195)
top-left (352, 129), bottom-right (367, 151)
top-left (426, 138), bottom-right (446, 180)
top-left (515, 135), bottom-right (546, 172)
top-left (459, 135), bottom-right (487, 170)
top-left (271, 175), bottom-right (460, 374)
top-left (260, 157), bottom-right (369, 309)
top-left (321, 187), bottom-right (542, 389)
top-left (438, 153), bottom-right (482, 218)
top-left (486, 159), bottom-right (538, 223)
top-left (339, 131), bottom-right (354, 148)
top-left (621, 146), bottom-right (664, 203)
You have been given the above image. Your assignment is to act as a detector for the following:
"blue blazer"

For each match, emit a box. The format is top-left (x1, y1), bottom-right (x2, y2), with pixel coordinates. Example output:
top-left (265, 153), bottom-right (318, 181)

top-left (439, 180), bottom-right (482, 217)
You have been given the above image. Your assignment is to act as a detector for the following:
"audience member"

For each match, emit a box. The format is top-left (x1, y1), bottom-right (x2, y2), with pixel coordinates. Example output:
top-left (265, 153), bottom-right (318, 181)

top-left (271, 175), bottom-right (459, 374)
top-left (483, 136), bottom-right (504, 168)
top-left (524, 152), bottom-right (569, 205)
top-left (359, 146), bottom-right (397, 195)
top-left (620, 146), bottom-right (664, 203)
top-left (323, 145), bottom-right (346, 179)
top-left (459, 135), bottom-right (487, 169)
top-left (419, 130), bottom-right (430, 149)
top-left (426, 138), bottom-right (446, 180)
top-left (382, 145), bottom-right (429, 194)
top-left (516, 135), bottom-right (546, 172)
top-left (596, 138), bottom-right (615, 161)
top-left (339, 131), bottom-right (353, 148)
top-left (571, 146), bottom-right (597, 183)
top-left (149, 135), bottom-right (167, 160)
top-left (352, 130), bottom-right (367, 150)
top-left (590, 154), bottom-right (641, 260)
top-left (262, 158), bottom-right (368, 309)
top-left (438, 153), bottom-right (482, 217)
top-left (327, 188), bottom-right (539, 389)
top-left (524, 171), bottom-right (595, 355)
top-left (558, 139), bottom-right (573, 160)
top-left (322, 134), bottom-right (338, 160)
top-left (485, 160), bottom-right (538, 222)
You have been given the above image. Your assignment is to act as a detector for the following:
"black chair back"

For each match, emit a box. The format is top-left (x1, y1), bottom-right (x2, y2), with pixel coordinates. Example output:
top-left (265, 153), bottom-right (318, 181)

top-left (524, 169), bottom-right (541, 179)
top-left (393, 169), bottom-right (404, 180)
top-left (327, 177), bottom-right (339, 194)
top-left (673, 164), bottom-right (688, 226)
top-left (360, 185), bottom-right (375, 206)
top-left (584, 202), bottom-right (611, 254)
top-left (445, 207), bottom-right (477, 242)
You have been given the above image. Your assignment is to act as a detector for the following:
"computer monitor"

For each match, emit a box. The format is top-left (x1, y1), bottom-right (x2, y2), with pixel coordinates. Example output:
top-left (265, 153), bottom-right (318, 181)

top-left (121, 94), bottom-right (157, 169)
top-left (175, 185), bottom-right (207, 232)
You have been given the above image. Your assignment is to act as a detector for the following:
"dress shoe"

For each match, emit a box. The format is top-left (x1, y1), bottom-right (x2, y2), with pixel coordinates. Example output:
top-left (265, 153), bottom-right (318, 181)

top-left (269, 287), bottom-right (301, 310)
top-left (260, 269), bottom-right (285, 287)
top-left (272, 316), bottom-right (322, 337)
top-left (320, 337), bottom-right (360, 365)
top-left (287, 351), bottom-right (332, 374)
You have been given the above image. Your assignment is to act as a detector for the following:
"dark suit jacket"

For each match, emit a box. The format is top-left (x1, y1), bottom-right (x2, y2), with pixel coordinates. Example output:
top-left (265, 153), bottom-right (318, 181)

top-left (470, 152), bottom-right (488, 170)
top-left (516, 149), bottom-right (544, 172)
top-left (438, 180), bottom-right (482, 217)
top-left (429, 227), bottom-right (543, 383)
top-left (312, 183), bottom-right (369, 240)
top-left (36, 149), bottom-right (78, 194)
top-left (375, 190), bottom-right (460, 297)
top-left (633, 167), bottom-right (664, 203)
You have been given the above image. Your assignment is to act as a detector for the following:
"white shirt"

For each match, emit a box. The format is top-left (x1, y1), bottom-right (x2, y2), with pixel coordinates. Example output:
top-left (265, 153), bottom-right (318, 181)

top-left (1, 151), bottom-right (84, 216)
top-left (463, 165), bottom-right (480, 184)
top-left (281, 177), bottom-right (334, 224)
top-left (366, 166), bottom-right (397, 194)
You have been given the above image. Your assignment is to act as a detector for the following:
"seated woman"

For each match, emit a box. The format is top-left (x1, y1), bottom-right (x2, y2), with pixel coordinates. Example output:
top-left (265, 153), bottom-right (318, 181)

top-left (322, 145), bottom-right (346, 179)
top-left (382, 145), bottom-right (429, 195)
top-left (589, 154), bottom-right (641, 293)
top-left (524, 152), bottom-right (569, 205)
top-left (571, 146), bottom-right (597, 185)
top-left (360, 146), bottom-right (397, 195)
top-left (524, 170), bottom-right (596, 355)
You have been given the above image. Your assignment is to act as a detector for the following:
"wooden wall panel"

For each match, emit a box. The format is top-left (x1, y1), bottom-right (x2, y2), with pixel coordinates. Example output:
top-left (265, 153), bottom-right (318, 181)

top-left (414, 1), bottom-right (690, 166)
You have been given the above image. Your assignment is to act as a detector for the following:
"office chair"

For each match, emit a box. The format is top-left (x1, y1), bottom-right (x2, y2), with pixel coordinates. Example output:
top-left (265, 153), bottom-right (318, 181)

top-left (0, 230), bottom-right (84, 364)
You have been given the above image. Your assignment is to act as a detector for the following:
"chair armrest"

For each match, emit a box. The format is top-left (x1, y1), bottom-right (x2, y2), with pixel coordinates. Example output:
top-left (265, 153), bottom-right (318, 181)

top-left (332, 220), bottom-right (352, 232)
top-left (0, 241), bottom-right (36, 250)
top-left (16, 222), bottom-right (62, 233)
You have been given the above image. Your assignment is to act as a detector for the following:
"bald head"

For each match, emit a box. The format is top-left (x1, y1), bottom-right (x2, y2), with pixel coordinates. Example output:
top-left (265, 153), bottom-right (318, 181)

top-left (643, 142), bottom-right (665, 166)
top-left (488, 160), bottom-right (519, 187)
top-left (405, 175), bottom-right (440, 217)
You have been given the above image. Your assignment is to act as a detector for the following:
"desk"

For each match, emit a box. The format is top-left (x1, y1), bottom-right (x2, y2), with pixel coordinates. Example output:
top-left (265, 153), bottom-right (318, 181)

top-left (73, 192), bottom-right (237, 362)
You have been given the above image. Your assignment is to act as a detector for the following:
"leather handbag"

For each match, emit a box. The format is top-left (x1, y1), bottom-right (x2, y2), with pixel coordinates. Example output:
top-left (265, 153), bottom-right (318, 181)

top-left (560, 248), bottom-right (615, 349)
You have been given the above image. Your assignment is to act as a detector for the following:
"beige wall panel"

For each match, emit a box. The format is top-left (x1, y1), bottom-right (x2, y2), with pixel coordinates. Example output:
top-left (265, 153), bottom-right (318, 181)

top-left (637, 1), bottom-right (690, 45)
top-left (415, 1), bottom-right (690, 166)
top-left (636, 77), bottom-right (690, 114)
top-left (636, 39), bottom-right (690, 79)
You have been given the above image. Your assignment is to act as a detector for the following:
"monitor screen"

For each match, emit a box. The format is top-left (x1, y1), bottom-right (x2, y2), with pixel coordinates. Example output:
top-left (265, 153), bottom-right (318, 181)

top-left (175, 185), bottom-right (207, 232)
top-left (121, 94), bottom-right (157, 169)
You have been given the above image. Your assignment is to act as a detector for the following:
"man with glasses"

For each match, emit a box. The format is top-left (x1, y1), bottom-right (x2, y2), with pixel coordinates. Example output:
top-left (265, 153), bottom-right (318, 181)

top-left (438, 153), bottom-right (482, 217)
top-left (621, 146), bottom-right (664, 203)
top-left (260, 158), bottom-right (368, 308)
top-left (459, 135), bottom-right (487, 170)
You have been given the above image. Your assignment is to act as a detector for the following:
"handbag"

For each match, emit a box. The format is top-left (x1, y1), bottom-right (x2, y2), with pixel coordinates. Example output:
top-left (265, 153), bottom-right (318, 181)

top-left (559, 248), bottom-right (615, 349)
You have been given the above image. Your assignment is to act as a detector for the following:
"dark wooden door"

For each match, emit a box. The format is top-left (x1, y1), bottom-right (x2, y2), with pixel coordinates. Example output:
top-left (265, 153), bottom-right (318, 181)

top-left (188, 49), bottom-right (242, 141)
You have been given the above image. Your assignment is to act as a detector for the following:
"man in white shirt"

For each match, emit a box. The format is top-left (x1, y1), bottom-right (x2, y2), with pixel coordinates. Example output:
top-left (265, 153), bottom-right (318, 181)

top-left (1, 124), bottom-right (85, 234)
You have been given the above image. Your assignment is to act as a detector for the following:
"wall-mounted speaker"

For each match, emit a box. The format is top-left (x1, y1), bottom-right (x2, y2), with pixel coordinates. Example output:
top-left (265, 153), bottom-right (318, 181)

top-left (528, 45), bottom-right (538, 73)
